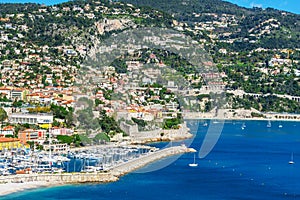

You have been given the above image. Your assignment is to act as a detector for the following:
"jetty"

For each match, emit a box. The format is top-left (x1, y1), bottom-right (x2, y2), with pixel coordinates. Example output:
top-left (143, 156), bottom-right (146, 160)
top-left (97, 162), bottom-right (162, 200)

top-left (0, 145), bottom-right (195, 196)
top-left (111, 145), bottom-right (195, 176)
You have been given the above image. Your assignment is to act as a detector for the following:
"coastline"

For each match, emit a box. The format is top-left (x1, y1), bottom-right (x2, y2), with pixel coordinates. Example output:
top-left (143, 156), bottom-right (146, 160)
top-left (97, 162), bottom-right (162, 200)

top-left (1, 116), bottom-right (299, 197)
top-left (0, 181), bottom-right (63, 197)
top-left (183, 110), bottom-right (300, 122)
top-left (0, 145), bottom-right (194, 197)
top-left (130, 122), bottom-right (193, 144)
top-left (183, 117), bottom-right (300, 122)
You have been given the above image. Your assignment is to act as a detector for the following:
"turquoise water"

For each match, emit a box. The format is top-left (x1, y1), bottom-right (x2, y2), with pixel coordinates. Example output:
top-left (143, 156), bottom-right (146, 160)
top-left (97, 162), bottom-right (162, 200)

top-left (2, 120), bottom-right (300, 200)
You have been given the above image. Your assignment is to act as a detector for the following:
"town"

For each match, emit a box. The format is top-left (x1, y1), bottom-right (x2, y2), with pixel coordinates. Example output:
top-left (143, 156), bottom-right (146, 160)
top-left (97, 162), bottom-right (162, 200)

top-left (0, 0), bottom-right (300, 177)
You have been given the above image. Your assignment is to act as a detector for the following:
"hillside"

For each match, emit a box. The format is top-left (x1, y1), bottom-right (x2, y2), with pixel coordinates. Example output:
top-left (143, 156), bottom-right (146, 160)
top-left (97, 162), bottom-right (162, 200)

top-left (0, 0), bottom-right (299, 114)
top-left (120, 0), bottom-right (300, 50)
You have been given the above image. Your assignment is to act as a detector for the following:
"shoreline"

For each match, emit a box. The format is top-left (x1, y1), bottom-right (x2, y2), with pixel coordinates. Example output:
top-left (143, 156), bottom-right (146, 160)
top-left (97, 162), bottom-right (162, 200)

top-left (1, 116), bottom-right (298, 197)
top-left (0, 181), bottom-right (63, 197)
top-left (183, 109), bottom-right (300, 122)
top-left (183, 117), bottom-right (300, 122)
top-left (0, 145), bottom-right (194, 197)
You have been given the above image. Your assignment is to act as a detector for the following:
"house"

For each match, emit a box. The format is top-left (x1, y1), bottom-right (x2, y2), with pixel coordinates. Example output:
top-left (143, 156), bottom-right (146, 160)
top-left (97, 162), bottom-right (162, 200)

top-left (50, 127), bottom-right (73, 136)
top-left (43, 141), bottom-right (70, 153)
top-left (0, 138), bottom-right (23, 151)
top-left (0, 125), bottom-right (14, 136)
top-left (0, 87), bottom-right (11, 97)
top-left (11, 88), bottom-right (26, 101)
top-left (26, 93), bottom-right (41, 103)
top-left (18, 129), bottom-right (46, 144)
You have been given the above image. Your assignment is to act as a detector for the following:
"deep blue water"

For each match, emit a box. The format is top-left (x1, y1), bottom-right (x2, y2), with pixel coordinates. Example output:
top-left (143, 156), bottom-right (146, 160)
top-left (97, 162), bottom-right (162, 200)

top-left (2, 120), bottom-right (300, 200)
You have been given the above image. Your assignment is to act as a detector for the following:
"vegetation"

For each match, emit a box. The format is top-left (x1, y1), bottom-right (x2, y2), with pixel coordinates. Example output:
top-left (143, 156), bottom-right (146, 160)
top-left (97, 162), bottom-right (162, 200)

top-left (121, 0), bottom-right (300, 49)
top-left (98, 110), bottom-right (124, 135)
top-left (0, 107), bottom-right (7, 126)
top-left (56, 134), bottom-right (83, 147)
top-left (230, 95), bottom-right (300, 113)
top-left (93, 132), bottom-right (110, 143)
top-left (132, 117), bottom-right (147, 130)
top-left (50, 104), bottom-right (74, 127)
top-left (27, 107), bottom-right (51, 113)
top-left (219, 64), bottom-right (300, 96)
top-left (163, 113), bottom-right (182, 129)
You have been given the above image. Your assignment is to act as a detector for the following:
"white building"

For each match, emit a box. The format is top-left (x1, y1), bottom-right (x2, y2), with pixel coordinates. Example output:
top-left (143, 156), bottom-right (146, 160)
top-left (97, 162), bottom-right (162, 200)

top-left (9, 113), bottom-right (53, 125)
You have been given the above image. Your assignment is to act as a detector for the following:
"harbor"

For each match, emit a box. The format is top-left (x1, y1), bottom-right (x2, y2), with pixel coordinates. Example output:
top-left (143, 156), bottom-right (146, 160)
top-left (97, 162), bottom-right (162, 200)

top-left (0, 145), bottom-right (195, 196)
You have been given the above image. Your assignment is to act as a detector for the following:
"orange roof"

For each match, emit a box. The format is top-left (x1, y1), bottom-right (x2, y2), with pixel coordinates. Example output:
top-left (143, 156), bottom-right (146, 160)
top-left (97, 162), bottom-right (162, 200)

top-left (0, 138), bottom-right (20, 143)
top-left (3, 126), bottom-right (14, 131)
top-left (0, 87), bottom-right (10, 91)
top-left (12, 88), bottom-right (24, 92)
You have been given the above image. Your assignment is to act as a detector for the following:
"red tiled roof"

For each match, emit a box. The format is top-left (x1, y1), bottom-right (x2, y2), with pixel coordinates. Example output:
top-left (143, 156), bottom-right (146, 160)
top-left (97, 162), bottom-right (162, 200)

top-left (0, 138), bottom-right (20, 143)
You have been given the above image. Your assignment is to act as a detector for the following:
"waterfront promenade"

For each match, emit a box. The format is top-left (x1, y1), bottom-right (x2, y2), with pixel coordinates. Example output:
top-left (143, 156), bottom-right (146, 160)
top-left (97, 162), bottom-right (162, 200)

top-left (0, 145), bottom-right (194, 196)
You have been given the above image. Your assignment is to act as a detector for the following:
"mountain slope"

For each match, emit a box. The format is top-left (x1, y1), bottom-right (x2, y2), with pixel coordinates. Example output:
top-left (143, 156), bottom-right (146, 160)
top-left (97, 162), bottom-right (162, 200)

top-left (120, 0), bottom-right (300, 49)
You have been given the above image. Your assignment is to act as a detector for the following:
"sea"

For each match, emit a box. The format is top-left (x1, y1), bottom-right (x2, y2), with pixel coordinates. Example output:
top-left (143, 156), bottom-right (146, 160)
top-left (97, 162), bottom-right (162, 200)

top-left (1, 120), bottom-right (300, 200)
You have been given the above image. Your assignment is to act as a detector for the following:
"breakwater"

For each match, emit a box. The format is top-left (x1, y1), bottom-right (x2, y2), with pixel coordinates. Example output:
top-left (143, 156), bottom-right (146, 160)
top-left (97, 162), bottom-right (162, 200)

top-left (111, 145), bottom-right (195, 176)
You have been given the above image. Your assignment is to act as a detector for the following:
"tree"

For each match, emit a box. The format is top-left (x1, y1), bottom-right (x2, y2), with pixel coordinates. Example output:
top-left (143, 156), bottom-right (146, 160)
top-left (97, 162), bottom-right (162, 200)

top-left (57, 135), bottom-right (73, 145)
top-left (0, 107), bottom-right (8, 132)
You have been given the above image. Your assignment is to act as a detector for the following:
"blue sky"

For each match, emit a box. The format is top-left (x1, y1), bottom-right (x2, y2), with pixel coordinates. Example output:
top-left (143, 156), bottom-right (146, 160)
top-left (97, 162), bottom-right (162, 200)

top-left (0, 0), bottom-right (67, 5)
top-left (225, 0), bottom-right (300, 14)
top-left (0, 0), bottom-right (299, 14)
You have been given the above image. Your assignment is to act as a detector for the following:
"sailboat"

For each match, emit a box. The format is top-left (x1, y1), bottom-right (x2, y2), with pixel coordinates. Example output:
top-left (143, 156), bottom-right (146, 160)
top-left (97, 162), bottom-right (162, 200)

top-left (267, 120), bottom-right (271, 128)
top-left (289, 153), bottom-right (295, 164)
top-left (189, 154), bottom-right (198, 167)
top-left (241, 123), bottom-right (246, 130)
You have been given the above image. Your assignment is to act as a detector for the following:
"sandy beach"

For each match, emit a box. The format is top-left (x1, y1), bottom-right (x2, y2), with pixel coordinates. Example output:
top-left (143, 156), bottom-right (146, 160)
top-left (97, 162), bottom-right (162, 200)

top-left (0, 181), bottom-right (60, 196)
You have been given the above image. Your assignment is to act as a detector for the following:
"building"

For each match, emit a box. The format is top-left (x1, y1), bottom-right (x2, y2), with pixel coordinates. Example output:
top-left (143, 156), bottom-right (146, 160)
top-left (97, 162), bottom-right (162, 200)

top-left (0, 138), bottom-right (23, 151)
top-left (0, 87), bottom-right (27, 101)
top-left (9, 113), bottom-right (53, 125)
top-left (50, 127), bottom-right (73, 136)
top-left (43, 142), bottom-right (70, 153)
top-left (0, 125), bottom-right (14, 136)
top-left (18, 129), bottom-right (46, 144)
top-left (11, 89), bottom-right (26, 101)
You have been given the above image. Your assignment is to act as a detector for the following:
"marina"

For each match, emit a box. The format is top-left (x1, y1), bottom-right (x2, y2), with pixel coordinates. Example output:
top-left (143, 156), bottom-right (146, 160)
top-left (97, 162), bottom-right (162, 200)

top-left (0, 144), bottom-right (159, 176)
top-left (0, 145), bottom-right (194, 196)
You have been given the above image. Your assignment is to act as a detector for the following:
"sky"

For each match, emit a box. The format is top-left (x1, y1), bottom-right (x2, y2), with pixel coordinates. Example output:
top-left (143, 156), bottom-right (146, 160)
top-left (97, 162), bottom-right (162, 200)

top-left (225, 0), bottom-right (300, 14)
top-left (0, 0), bottom-right (299, 14)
